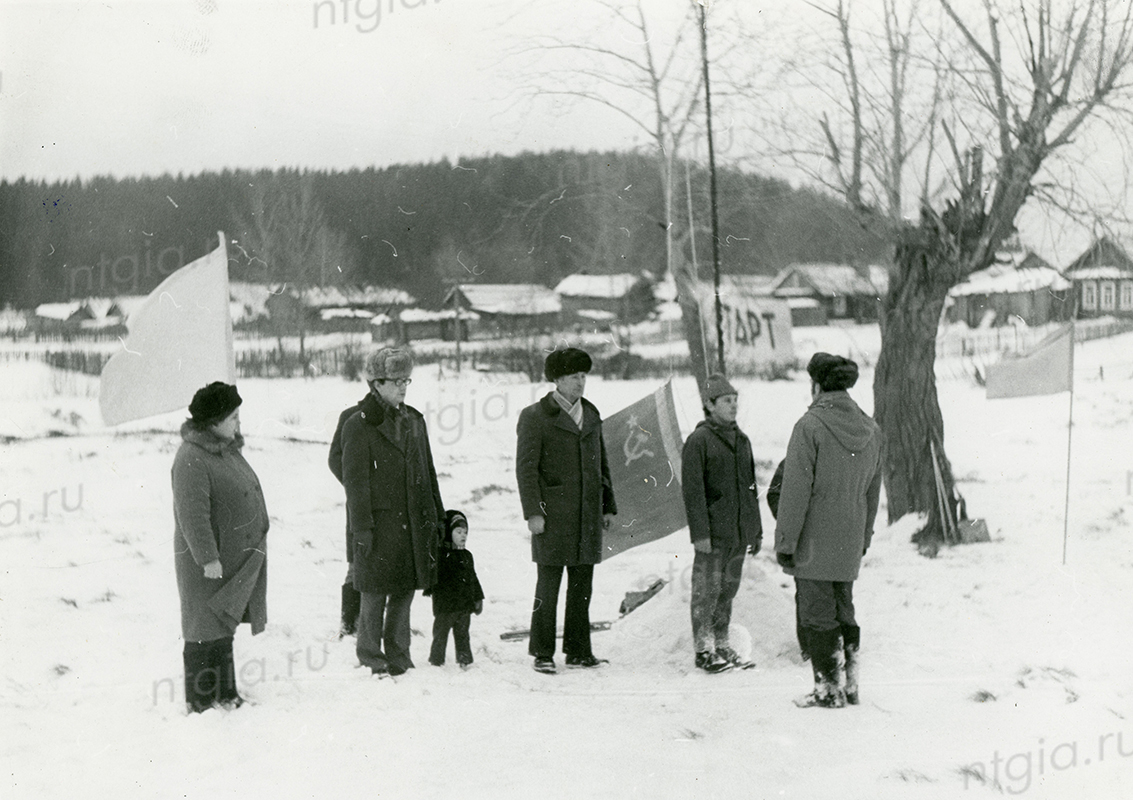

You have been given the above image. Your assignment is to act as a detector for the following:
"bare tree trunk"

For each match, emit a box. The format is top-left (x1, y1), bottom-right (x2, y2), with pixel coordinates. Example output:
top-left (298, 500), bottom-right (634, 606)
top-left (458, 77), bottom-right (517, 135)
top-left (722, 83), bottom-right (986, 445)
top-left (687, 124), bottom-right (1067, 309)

top-left (874, 228), bottom-right (958, 552)
top-left (672, 253), bottom-right (710, 393)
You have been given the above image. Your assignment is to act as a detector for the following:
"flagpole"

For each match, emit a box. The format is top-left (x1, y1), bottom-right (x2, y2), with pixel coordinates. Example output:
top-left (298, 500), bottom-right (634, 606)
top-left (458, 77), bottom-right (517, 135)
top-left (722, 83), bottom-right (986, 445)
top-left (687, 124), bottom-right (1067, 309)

top-left (1061, 319), bottom-right (1076, 565)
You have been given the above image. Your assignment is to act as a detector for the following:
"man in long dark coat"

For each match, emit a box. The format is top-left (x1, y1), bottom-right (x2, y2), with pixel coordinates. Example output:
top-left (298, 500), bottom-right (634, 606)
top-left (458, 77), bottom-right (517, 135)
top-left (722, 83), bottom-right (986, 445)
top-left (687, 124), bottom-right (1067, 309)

top-left (342, 347), bottom-right (444, 675)
top-left (681, 373), bottom-right (763, 674)
top-left (328, 394), bottom-right (367, 637)
top-left (516, 347), bottom-right (616, 674)
top-left (775, 353), bottom-right (882, 708)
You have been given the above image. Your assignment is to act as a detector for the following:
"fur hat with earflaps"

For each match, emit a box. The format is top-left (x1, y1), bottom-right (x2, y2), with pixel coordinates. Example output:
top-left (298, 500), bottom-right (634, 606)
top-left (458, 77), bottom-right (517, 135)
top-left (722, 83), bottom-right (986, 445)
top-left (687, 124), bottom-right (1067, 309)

top-left (544, 347), bottom-right (592, 382)
top-left (366, 347), bottom-right (414, 382)
top-left (807, 353), bottom-right (859, 392)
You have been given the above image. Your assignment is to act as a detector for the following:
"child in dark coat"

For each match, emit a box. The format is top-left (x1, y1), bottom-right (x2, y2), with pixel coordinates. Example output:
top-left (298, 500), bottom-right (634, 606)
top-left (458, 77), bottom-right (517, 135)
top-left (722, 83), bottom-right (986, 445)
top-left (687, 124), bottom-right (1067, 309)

top-left (426, 510), bottom-right (485, 668)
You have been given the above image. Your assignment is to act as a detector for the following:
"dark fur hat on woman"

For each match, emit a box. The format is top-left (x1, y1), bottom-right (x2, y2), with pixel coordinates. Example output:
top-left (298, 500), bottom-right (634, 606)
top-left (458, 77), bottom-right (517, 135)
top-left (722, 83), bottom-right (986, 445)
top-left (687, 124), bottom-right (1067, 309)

top-left (544, 347), bottom-right (592, 382)
top-left (806, 353), bottom-right (859, 392)
top-left (188, 381), bottom-right (242, 426)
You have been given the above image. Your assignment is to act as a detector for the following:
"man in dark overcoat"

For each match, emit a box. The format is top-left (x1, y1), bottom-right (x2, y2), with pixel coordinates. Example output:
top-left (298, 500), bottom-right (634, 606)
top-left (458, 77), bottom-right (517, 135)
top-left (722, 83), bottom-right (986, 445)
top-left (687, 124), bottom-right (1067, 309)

top-left (516, 347), bottom-right (616, 674)
top-left (775, 353), bottom-right (882, 708)
top-left (342, 347), bottom-right (445, 675)
top-left (681, 373), bottom-right (763, 674)
top-left (329, 394), bottom-right (367, 636)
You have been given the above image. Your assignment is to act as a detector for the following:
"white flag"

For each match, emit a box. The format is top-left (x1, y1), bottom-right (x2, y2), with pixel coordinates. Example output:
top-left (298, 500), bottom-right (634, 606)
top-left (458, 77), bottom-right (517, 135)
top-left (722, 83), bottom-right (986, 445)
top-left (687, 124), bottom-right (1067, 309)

top-left (985, 323), bottom-right (1073, 399)
top-left (99, 232), bottom-right (234, 425)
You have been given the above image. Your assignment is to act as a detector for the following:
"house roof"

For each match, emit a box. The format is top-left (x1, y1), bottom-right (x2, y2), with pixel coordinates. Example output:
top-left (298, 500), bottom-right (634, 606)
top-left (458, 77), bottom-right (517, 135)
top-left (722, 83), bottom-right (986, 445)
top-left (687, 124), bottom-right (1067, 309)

top-left (300, 285), bottom-right (416, 308)
top-left (1066, 266), bottom-right (1133, 280)
top-left (1065, 237), bottom-right (1133, 275)
top-left (721, 274), bottom-right (776, 296)
top-left (0, 306), bottom-right (27, 333)
top-left (770, 263), bottom-right (884, 297)
top-left (446, 284), bottom-right (561, 315)
top-left (950, 262), bottom-right (1070, 297)
top-left (400, 308), bottom-right (480, 322)
top-left (554, 273), bottom-right (641, 299)
top-left (319, 307), bottom-right (375, 321)
top-left (34, 302), bottom-right (84, 321)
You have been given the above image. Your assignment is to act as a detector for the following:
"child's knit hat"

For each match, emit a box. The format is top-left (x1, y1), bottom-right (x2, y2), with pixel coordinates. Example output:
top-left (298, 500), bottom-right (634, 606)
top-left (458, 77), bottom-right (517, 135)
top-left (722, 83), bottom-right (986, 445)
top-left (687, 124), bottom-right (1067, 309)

top-left (443, 509), bottom-right (468, 543)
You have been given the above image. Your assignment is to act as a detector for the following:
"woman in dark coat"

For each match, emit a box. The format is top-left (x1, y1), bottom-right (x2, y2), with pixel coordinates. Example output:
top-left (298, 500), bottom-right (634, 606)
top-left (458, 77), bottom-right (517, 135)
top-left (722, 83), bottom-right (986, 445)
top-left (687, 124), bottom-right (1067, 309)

top-left (516, 347), bottom-right (616, 673)
top-left (173, 381), bottom-right (269, 713)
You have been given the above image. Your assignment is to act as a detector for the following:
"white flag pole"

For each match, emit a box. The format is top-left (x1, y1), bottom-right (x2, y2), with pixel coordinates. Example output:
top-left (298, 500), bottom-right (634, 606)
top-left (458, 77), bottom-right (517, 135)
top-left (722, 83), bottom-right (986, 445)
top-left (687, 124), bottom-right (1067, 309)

top-left (1061, 319), bottom-right (1076, 565)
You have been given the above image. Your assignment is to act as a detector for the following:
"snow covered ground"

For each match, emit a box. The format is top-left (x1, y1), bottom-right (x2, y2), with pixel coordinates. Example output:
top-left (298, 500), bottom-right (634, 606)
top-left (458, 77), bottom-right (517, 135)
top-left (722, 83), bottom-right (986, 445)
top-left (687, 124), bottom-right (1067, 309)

top-left (2, 328), bottom-right (1132, 799)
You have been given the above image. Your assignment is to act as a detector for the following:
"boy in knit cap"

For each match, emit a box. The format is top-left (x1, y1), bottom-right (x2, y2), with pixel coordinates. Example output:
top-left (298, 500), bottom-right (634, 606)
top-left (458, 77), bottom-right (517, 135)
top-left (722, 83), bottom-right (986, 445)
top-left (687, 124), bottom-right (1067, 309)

top-left (426, 510), bottom-right (484, 668)
top-left (681, 373), bottom-right (763, 673)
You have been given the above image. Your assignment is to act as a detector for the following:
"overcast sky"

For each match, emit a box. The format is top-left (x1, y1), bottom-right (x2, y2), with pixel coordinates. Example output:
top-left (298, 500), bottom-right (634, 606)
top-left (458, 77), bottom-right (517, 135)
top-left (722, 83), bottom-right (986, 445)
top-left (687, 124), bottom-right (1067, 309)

top-left (1, 0), bottom-right (1127, 265)
top-left (0, 0), bottom-right (687, 180)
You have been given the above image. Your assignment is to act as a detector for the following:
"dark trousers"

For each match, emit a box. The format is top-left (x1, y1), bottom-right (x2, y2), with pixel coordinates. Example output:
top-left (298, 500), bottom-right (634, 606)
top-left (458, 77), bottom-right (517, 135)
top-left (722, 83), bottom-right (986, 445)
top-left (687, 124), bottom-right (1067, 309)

top-left (183, 636), bottom-right (239, 713)
top-left (356, 590), bottom-right (415, 674)
top-left (795, 578), bottom-right (860, 679)
top-left (690, 544), bottom-right (745, 653)
top-left (529, 564), bottom-right (594, 659)
top-left (430, 611), bottom-right (473, 666)
top-left (795, 578), bottom-right (857, 632)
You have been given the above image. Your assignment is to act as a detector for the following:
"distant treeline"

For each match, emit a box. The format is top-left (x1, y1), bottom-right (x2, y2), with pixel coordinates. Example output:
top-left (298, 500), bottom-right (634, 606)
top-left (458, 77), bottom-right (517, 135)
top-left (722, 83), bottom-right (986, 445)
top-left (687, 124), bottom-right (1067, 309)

top-left (0, 150), bottom-right (887, 308)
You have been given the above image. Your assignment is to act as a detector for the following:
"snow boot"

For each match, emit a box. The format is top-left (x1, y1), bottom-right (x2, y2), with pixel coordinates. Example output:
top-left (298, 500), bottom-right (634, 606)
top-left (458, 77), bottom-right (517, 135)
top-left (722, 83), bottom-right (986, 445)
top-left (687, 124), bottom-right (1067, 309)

top-left (695, 651), bottom-right (733, 674)
top-left (183, 641), bottom-right (221, 714)
top-left (340, 582), bottom-right (361, 638)
top-left (794, 627), bottom-right (846, 708)
top-left (716, 644), bottom-right (755, 670)
top-left (533, 657), bottom-right (557, 674)
top-left (842, 624), bottom-right (860, 705)
top-left (211, 637), bottom-right (243, 709)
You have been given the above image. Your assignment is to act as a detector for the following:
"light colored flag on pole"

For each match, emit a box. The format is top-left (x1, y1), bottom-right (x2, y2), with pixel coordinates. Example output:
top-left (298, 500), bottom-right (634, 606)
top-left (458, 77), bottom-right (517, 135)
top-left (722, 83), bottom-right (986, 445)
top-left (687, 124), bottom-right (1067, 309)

top-left (985, 321), bottom-right (1078, 563)
top-left (985, 323), bottom-right (1073, 399)
top-left (99, 232), bottom-right (235, 425)
top-left (601, 381), bottom-right (688, 559)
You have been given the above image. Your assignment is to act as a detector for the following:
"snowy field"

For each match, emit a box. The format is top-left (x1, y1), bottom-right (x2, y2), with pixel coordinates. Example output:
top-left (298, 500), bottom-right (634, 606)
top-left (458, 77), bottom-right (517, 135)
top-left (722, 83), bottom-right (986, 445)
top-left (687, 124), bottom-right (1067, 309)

top-left (2, 326), bottom-right (1133, 799)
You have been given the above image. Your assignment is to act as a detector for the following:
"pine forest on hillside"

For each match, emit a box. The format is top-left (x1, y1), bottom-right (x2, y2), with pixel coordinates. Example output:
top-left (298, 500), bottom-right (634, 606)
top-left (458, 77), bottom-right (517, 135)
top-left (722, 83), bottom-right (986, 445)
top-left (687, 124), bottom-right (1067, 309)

top-left (0, 150), bottom-right (887, 308)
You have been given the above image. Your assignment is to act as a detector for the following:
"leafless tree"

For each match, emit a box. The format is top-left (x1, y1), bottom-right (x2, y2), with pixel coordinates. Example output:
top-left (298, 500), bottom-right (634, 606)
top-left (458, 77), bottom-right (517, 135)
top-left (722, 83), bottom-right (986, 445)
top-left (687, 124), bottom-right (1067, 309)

top-left (506, 0), bottom-right (755, 393)
top-left (771, 0), bottom-right (1133, 550)
top-left (234, 171), bottom-right (358, 290)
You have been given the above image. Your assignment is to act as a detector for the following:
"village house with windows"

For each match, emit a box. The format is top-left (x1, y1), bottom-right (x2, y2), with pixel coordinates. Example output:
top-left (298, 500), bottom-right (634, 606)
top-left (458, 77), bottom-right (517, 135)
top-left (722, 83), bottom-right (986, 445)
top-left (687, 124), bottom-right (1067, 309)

top-left (553, 272), bottom-right (655, 327)
top-left (1063, 238), bottom-right (1133, 319)
top-left (442, 283), bottom-right (561, 337)
top-left (767, 263), bottom-right (887, 324)
top-left (946, 251), bottom-right (1071, 328)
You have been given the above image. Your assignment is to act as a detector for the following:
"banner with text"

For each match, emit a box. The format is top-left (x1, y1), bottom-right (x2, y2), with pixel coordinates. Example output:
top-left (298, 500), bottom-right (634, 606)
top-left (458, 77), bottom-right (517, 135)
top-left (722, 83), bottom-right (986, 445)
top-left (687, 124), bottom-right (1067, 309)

top-left (697, 288), bottom-right (794, 368)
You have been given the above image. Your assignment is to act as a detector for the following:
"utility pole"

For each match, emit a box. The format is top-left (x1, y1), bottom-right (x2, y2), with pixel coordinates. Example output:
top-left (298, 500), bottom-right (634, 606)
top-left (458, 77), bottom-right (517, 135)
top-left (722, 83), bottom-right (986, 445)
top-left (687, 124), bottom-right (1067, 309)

top-left (698, 1), bottom-right (725, 374)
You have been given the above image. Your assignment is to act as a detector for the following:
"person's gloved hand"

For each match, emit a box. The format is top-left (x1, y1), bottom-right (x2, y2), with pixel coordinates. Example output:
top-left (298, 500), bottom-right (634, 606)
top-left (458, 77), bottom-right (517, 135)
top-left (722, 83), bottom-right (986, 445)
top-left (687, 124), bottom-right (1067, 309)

top-left (692, 539), bottom-right (712, 554)
top-left (776, 552), bottom-right (795, 570)
top-left (749, 537), bottom-right (762, 556)
top-left (474, 600), bottom-right (483, 615)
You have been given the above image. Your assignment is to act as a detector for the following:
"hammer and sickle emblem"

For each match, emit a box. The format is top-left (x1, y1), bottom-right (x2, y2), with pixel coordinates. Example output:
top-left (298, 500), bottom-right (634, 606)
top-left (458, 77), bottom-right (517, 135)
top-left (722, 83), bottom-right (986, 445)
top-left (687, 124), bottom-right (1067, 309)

top-left (623, 413), bottom-right (655, 467)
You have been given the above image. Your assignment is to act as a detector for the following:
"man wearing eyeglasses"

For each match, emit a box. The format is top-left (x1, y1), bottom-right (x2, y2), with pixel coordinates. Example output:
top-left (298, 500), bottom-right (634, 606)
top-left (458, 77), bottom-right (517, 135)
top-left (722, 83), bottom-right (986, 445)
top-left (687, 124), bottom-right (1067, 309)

top-left (341, 347), bottom-right (445, 676)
